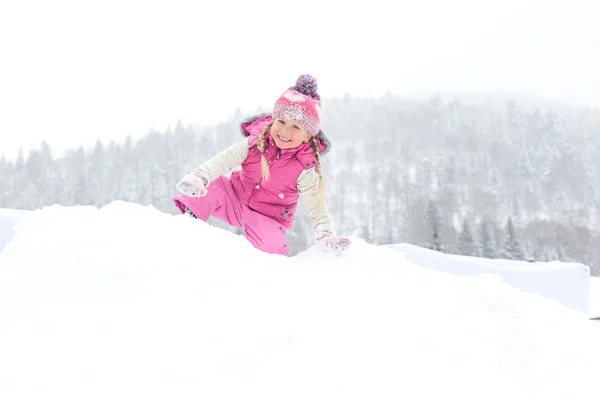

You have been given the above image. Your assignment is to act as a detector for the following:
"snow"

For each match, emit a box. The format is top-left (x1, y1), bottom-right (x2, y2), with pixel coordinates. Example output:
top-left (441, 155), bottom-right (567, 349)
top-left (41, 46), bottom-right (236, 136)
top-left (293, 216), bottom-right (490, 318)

top-left (387, 243), bottom-right (590, 314)
top-left (1, 202), bottom-right (600, 400)
top-left (591, 276), bottom-right (600, 317)
top-left (0, 208), bottom-right (29, 253)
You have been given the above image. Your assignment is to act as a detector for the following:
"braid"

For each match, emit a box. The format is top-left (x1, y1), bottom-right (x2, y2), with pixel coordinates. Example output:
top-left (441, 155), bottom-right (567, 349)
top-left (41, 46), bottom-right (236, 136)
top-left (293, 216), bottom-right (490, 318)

top-left (257, 123), bottom-right (273, 181)
top-left (309, 136), bottom-right (325, 203)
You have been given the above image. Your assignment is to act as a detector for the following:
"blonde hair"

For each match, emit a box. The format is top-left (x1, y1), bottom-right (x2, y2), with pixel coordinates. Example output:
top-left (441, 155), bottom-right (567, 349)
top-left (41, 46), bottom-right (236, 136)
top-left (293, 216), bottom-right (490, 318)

top-left (257, 122), bottom-right (273, 181)
top-left (257, 123), bottom-right (325, 202)
top-left (308, 136), bottom-right (325, 203)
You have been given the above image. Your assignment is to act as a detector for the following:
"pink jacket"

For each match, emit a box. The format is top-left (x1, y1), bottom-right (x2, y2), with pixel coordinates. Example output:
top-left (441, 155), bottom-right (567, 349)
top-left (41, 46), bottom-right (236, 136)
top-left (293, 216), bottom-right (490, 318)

top-left (230, 114), bottom-right (327, 229)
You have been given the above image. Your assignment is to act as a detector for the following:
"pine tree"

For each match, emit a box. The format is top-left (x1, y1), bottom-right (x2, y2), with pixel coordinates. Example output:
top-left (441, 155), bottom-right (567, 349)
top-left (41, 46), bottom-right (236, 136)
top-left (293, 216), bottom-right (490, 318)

top-left (426, 200), bottom-right (443, 251)
top-left (37, 141), bottom-right (65, 206)
top-left (0, 156), bottom-right (10, 207)
top-left (68, 147), bottom-right (89, 206)
top-left (88, 140), bottom-right (106, 206)
top-left (555, 230), bottom-right (565, 261)
top-left (478, 220), bottom-right (496, 259)
top-left (457, 219), bottom-right (477, 256)
top-left (500, 218), bottom-right (525, 260)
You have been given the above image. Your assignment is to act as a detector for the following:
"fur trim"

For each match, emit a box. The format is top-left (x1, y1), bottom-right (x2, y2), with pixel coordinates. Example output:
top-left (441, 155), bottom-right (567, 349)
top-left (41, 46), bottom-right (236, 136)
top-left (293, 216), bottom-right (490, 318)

top-left (315, 130), bottom-right (331, 155)
top-left (239, 113), bottom-right (331, 155)
top-left (239, 113), bottom-right (271, 137)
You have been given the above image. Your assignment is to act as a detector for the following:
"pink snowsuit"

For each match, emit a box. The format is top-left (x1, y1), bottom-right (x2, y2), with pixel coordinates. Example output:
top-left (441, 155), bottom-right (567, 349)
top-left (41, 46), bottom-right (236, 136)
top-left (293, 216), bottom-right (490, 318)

top-left (173, 114), bottom-right (328, 256)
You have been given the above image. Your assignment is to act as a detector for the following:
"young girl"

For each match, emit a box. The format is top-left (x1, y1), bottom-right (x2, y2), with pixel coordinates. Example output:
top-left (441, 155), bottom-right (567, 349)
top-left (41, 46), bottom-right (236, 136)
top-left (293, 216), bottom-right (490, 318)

top-left (173, 74), bottom-right (350, 256)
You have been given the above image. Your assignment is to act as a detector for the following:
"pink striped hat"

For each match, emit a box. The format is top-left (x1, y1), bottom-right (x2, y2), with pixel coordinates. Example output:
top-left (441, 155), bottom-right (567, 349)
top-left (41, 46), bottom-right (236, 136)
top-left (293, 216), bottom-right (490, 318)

top-left (272, 74), bottom-right (322, 136)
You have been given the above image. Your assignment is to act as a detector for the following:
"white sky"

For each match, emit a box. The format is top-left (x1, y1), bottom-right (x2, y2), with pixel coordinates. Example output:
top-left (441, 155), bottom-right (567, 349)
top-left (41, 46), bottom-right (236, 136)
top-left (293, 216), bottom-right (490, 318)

top-left (1, 0), bottom-right (598, 159)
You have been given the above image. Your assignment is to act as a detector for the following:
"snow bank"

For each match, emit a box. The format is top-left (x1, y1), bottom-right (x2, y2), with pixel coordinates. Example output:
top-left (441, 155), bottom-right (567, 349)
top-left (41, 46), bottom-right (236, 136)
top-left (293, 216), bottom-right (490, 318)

top-left (591, 277), bottom-right (600, 318)
top-left (0, 208), bottom-right (30, 253)
top-left (0, 201), bottom-right (599, 400)
top-left (387, 243), bottom-right (591, 315)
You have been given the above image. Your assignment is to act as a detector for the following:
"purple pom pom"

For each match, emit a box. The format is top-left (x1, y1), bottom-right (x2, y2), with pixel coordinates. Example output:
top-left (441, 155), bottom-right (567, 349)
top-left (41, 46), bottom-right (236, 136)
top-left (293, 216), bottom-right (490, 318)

top-left (293, 74), bottom-right (319, 99)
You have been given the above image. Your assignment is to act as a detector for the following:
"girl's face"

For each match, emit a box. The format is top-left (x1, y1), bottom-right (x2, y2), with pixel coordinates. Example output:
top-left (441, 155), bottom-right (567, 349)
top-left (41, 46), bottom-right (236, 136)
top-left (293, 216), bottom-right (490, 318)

top-left (270, 117), bottom-right (311, 149)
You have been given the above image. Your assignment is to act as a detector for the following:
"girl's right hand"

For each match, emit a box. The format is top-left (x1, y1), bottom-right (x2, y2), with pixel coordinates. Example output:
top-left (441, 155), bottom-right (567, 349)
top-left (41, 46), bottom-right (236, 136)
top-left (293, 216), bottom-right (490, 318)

top-left (316, 231), bottom-right (351, 252)
top-left (176, 173), bottom-right (208, 197)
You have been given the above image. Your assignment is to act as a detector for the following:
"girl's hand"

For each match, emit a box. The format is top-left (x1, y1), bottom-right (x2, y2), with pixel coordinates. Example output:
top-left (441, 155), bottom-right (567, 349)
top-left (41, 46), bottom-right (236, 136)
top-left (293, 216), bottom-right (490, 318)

top-left (176, 173), bottom-right (208, 197)
top-left (316, 231), bottom-right (351, 252)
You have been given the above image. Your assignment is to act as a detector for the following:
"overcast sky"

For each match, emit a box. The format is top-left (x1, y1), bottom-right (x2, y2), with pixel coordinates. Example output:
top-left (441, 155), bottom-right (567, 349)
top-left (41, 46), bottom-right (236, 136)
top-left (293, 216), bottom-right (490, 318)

top-left (0, 0), bottom-right (598, 159)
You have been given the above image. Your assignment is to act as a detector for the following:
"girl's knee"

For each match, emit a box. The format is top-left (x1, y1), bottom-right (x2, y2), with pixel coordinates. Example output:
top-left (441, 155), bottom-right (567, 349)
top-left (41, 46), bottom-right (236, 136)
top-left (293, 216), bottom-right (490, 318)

top-left (244, 222), bottom-right (289, 255)
top-left (255, 242), bottom-right (289, 256)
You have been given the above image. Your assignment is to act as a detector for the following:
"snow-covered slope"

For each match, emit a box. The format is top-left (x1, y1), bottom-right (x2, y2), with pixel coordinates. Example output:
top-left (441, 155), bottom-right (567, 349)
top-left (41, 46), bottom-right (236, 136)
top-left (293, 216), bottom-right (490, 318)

top-left (387, 243), bottom-right (590, 314)
top-left (0, 202), bottom-right (599, 400)
top-left (0, 208), bottom-right (29, 253)
top-left (591, 276), bottom-right (600, 318)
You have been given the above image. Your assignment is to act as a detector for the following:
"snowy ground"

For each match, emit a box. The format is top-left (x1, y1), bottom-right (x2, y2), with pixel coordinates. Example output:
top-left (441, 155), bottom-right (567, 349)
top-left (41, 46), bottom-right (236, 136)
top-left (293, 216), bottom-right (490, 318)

top-left (0, 208), bottom-right (29, 253)
top-left (1, 202), bottom-right (599, 400)
top-left (591, 276), bottom-right (600, 317)
top-left (387, 242), bottom-right (591, 314)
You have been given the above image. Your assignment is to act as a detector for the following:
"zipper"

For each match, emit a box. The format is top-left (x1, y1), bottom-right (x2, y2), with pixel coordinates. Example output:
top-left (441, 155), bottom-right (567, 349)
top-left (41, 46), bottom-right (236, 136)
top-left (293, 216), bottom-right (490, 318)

top-left (247, 148), bottom-right (280, 206)
top-left (247, 177), bottom-right (262, 205)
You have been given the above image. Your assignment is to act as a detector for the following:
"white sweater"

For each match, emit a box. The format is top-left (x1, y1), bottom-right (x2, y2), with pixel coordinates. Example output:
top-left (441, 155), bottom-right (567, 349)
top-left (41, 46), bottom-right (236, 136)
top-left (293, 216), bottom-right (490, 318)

top-left (192, 137), bottom-right (335, 234)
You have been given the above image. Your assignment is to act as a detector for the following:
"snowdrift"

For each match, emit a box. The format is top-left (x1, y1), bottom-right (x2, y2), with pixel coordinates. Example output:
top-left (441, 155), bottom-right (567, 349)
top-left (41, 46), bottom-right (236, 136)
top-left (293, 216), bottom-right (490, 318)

top-left (591, 277), bottom-right (600, 318)
top-left (387, 243), bottom-right (590, 314)
top-left (0, 202), bottom-right (599, 400)
top-left (0, 208), bottom-right (28, 253)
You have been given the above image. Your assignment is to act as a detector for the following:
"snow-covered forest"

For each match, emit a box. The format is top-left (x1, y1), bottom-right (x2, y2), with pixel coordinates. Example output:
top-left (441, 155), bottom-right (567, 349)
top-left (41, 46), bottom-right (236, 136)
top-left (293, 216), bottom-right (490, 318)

top-left (1, 94), bottom-right (598, 274)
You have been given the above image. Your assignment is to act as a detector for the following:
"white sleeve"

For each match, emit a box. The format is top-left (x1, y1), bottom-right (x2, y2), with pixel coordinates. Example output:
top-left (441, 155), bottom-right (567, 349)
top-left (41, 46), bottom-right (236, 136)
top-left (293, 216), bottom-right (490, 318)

top-left (192, 137), bottom-right (249, 184)
top-left (297, 167), bottom-right (335, 234)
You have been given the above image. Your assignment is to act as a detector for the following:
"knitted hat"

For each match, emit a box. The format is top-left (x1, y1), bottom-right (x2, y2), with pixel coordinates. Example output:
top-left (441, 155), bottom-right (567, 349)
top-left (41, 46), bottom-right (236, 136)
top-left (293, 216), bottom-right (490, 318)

top-left (272, 74), bottom-right (322, 136)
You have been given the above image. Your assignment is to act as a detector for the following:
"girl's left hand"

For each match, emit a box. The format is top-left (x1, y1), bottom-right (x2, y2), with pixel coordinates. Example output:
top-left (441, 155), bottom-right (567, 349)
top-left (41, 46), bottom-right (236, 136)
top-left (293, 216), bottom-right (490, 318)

top-left (316, 232), bottom-right (351, 252)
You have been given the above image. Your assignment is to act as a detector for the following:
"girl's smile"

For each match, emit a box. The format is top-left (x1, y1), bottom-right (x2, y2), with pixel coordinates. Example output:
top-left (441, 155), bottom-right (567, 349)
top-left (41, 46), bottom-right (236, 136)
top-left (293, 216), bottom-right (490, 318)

top-left (270, 117), bottom-right (310, 149)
